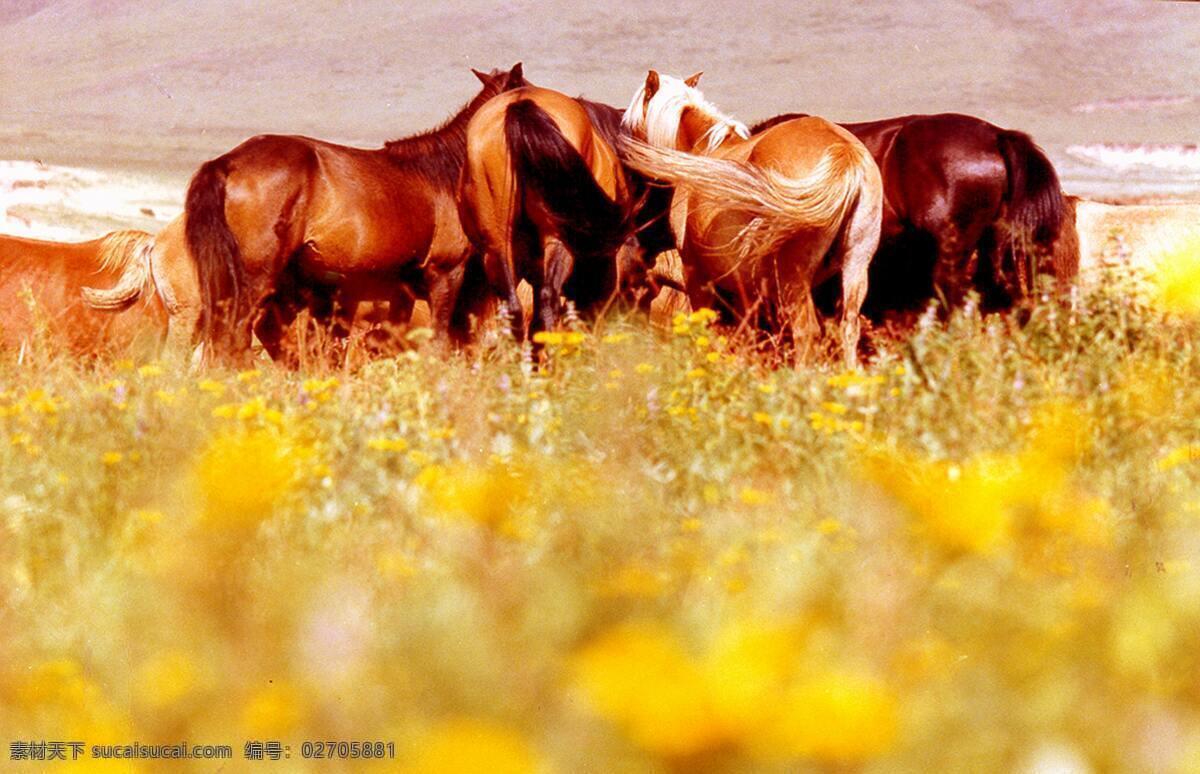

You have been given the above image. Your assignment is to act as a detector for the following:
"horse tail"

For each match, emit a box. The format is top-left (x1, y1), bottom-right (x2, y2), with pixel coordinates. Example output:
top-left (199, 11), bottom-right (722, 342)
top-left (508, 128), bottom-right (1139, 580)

top-left (996, 129), bottom-right (1067, 294)
top-left (620, 136), bottom-right (873, 266)
top-left (81, 229), bottom-right (155, 310)
top-left (185, 156), bottom-right (244, 349)
top-left (503, 99), bottom-right (629, 261)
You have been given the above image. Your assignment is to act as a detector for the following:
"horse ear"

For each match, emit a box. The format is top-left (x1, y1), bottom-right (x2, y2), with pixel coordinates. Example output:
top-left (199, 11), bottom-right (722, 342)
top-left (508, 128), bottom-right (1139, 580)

top-left (684, 71), bottom-right (703, 88)
top-left (645, 70), bottom-right (660, 96)
top-left (471, 68), bottom-right (489, 85)
top-left (509, 61), bottom-right (524, 82)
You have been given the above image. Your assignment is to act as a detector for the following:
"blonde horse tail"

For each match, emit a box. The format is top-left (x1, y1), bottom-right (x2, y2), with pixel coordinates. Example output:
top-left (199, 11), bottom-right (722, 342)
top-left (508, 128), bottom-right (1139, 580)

top-left (81, 230), bottom-right (155, 310)
top-left (620, 137), bottom-right (874, 265)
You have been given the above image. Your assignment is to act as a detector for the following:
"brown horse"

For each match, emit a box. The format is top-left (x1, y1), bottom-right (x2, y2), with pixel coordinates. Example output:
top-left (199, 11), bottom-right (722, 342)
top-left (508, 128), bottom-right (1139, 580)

top-left (457, 84), bottom-right (635, 338)
top-left (185, 63), bottom-right (526, 363)
top-left (750, 112), bottom-right (1076, 317)
top-left (0, 230), bottom-right (168, 357)
top-left (621, 72), bottom-right (883, 366)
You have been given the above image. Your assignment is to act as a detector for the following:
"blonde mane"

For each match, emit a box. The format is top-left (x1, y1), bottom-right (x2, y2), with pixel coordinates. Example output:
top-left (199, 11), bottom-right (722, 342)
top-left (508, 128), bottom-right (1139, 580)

top-left (622, 74), bottom-right (750, 153)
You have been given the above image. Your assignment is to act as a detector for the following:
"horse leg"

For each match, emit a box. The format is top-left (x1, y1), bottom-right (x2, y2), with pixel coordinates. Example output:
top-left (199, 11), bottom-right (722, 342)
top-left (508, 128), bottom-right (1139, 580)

top-left (837, 188), bottom-right (883, 368)
top-left (427, 260), bottom-right (468, 354)
top-left (930, 231), bottom-right (973, 316)
top-left (254, 295), bottom-right (302, 368)
top-left (447, 253), bottom-right (490, 346)
top-left (784, 282), bottom-right (821, 367)
top-left (533, 236), bottom-right (572, 336)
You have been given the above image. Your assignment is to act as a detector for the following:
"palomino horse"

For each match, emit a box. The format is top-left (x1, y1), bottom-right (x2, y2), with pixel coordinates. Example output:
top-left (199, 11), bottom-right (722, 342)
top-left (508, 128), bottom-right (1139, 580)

top-left (620, 72), bottom-right (883, 365)
top-left (185, 63), bottom-right (526, 363)
top-left (750, 112), bottom-right (1076, 317)
top-left (0, 230), bottom-right (169, 357)
top-left (457, 84), bottom-right (635, 338)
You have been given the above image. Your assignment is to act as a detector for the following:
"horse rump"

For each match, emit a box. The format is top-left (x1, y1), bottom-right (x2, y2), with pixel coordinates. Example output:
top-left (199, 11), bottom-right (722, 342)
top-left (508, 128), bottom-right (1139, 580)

top-left (995, 130), bottom-right (1069, 293)
top-left (503, 99), bottom-right (630, 262)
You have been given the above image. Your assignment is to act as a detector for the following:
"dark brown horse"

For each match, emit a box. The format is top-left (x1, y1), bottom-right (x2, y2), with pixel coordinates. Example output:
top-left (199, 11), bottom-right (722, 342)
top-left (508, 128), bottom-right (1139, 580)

top-left (185, 63), bottom-right (526, 363)
top-left (457, 84), bottom-right (635, 338)
top-left (750, 112), bottom-right (1077, 317)
top-left (0, 230), bottom-right (169, 357)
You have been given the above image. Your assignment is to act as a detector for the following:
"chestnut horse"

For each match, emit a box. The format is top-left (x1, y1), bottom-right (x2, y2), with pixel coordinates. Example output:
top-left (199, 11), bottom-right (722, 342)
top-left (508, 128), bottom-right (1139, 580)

top-left (457, 84), bottom-right (635, 338)
top-left (0, 230), bottom-right (168, 357)
top-left (621, 72), bottom-right (883, 366)
top-left (185, 63), bottom-right (526, 363)
top-left (750, 112), bottom-right (1075, 317)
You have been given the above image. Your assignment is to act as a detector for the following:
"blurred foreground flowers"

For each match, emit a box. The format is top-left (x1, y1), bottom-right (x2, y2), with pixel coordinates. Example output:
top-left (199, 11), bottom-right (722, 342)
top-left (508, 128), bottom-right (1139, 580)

top-left (2, 270), bottom-right (1200, 771)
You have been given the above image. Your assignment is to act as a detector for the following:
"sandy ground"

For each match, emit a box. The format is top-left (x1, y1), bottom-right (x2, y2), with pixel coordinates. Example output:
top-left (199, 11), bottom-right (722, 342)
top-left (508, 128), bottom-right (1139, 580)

top-left (0, 160), bottom-right (181, 240)
top-left (1074, 200), bottom-right (1200, 278)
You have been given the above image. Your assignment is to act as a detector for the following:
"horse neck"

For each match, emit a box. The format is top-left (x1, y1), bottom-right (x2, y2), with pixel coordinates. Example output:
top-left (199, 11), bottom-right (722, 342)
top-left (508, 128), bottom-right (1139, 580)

top-left (382, 84), bottom-right (503, 181)
top-left (679, 108), bottom-right (740, 155)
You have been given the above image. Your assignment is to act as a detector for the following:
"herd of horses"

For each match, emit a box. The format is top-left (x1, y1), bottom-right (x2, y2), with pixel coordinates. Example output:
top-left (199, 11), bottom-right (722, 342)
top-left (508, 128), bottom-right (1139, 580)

top-left (0, 63), bottom-right (1079, 367)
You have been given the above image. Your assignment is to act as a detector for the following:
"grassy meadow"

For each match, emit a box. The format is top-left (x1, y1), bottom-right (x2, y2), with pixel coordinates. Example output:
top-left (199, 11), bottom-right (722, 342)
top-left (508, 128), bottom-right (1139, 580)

top-left (4, 233), bottom-right (1200, 772)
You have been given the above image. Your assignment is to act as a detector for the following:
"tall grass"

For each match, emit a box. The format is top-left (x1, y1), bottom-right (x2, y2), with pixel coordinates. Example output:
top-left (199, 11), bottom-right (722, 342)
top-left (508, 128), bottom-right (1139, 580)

top-left (3, 239), bottom-right (1200, 771)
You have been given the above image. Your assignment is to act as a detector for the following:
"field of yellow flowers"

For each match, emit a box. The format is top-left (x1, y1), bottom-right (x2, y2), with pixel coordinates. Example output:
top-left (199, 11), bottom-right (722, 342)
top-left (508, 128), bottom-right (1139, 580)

top-left (3, 236), bottom-right (1200, 772)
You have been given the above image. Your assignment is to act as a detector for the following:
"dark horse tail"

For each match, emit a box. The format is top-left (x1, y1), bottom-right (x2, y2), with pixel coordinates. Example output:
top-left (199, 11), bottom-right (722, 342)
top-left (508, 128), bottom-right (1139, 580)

top-left (185, 157), bottom-right (245, 353)
top-left (996, 130), bottom-right (1069, 293)
top-left (503, 99), bottom-right (630, 266)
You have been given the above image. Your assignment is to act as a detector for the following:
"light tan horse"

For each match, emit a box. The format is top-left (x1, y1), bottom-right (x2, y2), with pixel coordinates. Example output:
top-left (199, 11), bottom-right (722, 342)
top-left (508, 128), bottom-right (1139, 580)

top-left (0, 230), bottom-right (169, 358)
top-left (458, 85), bottom-right (634, 339)
top-left (620, 71), bottom-right (883, 366)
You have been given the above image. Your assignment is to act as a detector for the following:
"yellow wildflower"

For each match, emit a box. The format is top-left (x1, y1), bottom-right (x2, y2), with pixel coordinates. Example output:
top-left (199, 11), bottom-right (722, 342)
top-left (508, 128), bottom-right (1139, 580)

top-left (1158, 443), bottom-right (1200, 471)
top-left (137, 364), bottom-right (163, 377)
top-left (194, 428), bottom-right (299, 530)
top-left (135, 650), bottom-right (199, 709)
top-left (739, 487), bottom-right (772, 505)
top-left (753, 671), bottom-right (898, 762)
top-left (241, 683), bottom-right (306, 737)
top-left (817, 518), bottom-right (842, 535)
top-left (404, 719), bottom-right (539, 774)
top-left (573, 622), bottom-right (725, 757)
top-left (101, 451), bottom-right (124, 466)
top-left (367, 437), bottom-right (409, 452)
top-left (1151, 232), bottom-right (1200, 315)
top-left (197, 378), bottom-right (226, 396)
top-left (416, 461), bottom-right (529, 537)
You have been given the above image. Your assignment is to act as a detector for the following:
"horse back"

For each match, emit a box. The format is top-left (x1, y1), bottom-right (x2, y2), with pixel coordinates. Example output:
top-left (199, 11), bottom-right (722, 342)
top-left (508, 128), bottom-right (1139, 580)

top-left (868, 114), bottom-right (1009, 231)
top-left (739, 115), bottom-right (866, 175)
top-left (0, 233), bottom-right (166, 356)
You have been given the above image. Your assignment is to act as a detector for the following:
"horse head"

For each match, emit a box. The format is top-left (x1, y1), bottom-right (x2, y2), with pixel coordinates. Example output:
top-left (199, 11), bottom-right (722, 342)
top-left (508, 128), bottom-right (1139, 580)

top-left (470, 62), bottom-right (527, 96)
top-left (621, 69), bottom-right (747, 152)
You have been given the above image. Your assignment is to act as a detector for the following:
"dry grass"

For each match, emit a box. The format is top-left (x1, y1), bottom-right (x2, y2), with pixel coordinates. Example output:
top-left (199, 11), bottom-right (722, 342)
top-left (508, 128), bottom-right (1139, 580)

top-left (2, 232), bottom-right (1200, 771)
